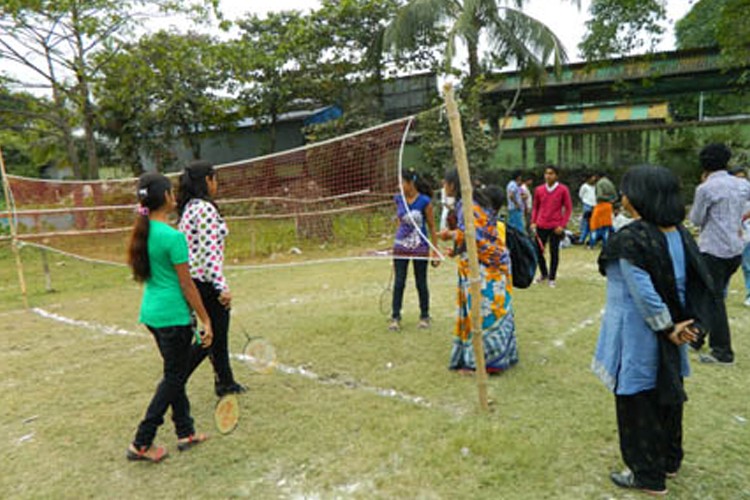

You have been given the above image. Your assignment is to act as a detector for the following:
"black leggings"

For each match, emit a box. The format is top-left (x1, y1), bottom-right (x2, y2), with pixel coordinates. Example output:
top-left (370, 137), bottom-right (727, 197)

top-left (391, 258), bottom-right (429, 320)
top-left (187, 280), bottom-right (236, 387)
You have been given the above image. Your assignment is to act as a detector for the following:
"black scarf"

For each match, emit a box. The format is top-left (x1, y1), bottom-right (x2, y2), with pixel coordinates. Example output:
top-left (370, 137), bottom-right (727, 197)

top-left (598, 220), bottom-right (718, 405)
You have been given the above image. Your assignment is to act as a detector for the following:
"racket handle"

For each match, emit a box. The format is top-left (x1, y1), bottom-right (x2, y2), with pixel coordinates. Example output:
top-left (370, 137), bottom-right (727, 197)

top-left (195, 329), bottom-right (203, 345)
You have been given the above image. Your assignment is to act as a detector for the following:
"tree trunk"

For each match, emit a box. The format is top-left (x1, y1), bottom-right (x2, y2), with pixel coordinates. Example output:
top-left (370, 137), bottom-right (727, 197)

top-left (466, 38), bottom-right (480, 90)
top-left (72, 5), bottom-right (99, 180)
top-left (45, 49), bottom-right (81, 179)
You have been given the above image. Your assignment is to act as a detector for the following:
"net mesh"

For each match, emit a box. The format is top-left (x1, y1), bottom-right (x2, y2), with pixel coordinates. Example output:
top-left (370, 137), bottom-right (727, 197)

top-left (3, 117), bottom-right (433, 267)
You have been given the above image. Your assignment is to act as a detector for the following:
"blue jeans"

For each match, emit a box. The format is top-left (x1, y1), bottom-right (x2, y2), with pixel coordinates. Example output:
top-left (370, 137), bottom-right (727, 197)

top-left (507, 209), bottom-right (525, 233)
top-left (743, 243), bottom-right (750, 299)
top-left (579, 204), bottom-right (593, 244)
top-left (589, 226), bottom-right (613, 248)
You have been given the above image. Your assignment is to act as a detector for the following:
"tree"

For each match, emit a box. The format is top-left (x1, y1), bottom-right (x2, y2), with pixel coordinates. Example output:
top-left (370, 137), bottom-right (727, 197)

top-left (0, 0), bottom-right (219, 179)
top-left (579, 0), bottom-right (667, 60)
top-left (672, 0), bottom-right (750, 120)
top-left (384, 0), bottom-right (580, 90)
top-left (96, 31), bottom-right (234, 174)
top-left (304, 0), bottom-right (442, 141)
top-left (232, 11), bottom-right (321, 154)
top-left (0, 83), bottom-right (68, 176)
top-left (676, 0), bottom-right (750, 72)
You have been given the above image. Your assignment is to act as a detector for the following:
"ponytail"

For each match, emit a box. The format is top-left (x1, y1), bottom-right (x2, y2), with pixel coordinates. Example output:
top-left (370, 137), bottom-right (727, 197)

top-left (127, 214), bottom-right (151, 282)
top-left (126, 172), bottom-right (173, 282)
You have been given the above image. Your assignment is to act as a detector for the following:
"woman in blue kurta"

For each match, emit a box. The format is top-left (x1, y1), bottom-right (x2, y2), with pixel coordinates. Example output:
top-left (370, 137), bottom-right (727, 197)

top-left (593, 166), bottom-right (716, 495)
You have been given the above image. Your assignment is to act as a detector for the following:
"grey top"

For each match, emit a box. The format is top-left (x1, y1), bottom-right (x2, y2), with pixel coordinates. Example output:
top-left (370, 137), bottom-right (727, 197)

top-left (689, 171), bottom-right (750, 258)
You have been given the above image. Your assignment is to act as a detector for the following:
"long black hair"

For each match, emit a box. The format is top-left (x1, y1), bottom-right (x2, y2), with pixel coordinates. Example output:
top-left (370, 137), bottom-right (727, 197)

top-left (127, 172), bottom-right (173, 283)
top-left (178, 160), bottom-right (219, 217)
top-left (443, 168), bottom-right (492, 210)
top-left (620, 165), bottom-right (685, 227)
top-left (402, 168), bottom-right (432, 198)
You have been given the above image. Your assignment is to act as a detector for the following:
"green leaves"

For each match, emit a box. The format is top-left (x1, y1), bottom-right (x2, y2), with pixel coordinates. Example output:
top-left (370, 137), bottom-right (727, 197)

top-left (579, 0), bottom-right (667, 60)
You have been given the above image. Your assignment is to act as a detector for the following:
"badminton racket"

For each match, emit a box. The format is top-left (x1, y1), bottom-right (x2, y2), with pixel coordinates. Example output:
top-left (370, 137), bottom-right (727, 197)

top-left (237, 324), bottom-right (277, 374)
top-left (214, 394), bottom-right (240, 435)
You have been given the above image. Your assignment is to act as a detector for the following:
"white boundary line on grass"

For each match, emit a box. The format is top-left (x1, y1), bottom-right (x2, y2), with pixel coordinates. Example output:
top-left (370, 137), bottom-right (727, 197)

top-left (552, 310), bottom-right (604, 348)
top-left (30, 307), bottom-right (438, 413)
top-left (32, 307), bottom-right (148, 338)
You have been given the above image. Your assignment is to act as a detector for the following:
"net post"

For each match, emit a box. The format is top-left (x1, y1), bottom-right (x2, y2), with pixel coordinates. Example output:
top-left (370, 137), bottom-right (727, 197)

top-left (0, 147), bottom-right (30, 308)
top-left (41, 247), bottom-right (53, 292)
top-left (443, 83), bottom-right (489, 413)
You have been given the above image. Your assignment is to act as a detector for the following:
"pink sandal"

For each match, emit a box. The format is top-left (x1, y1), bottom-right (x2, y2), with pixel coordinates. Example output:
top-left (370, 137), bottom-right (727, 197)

top-left (177, 433), bottom-right (208, 452)
top-left (126, 444), bottom-right (168, 463)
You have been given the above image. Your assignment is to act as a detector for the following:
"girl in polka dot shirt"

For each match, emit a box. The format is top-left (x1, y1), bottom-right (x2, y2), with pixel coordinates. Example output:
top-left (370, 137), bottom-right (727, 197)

top-left (178, 160), bottom-right (246, 397)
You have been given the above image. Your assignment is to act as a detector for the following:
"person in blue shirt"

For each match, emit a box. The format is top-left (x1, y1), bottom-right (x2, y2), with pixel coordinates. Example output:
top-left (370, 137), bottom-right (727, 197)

top-left (593, 165), bottom-right (716, 496)
top-left (505, 169), bottom-right (526, 233)
top-left (389, 169), bottom-right (438, 331)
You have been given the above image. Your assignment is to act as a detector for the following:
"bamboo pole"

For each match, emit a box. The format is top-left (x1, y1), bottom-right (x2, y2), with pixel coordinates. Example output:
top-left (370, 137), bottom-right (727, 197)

top-left (443, 83), bottom-right (489, 412)
top-left (0, 147), bottom-right (29, 308)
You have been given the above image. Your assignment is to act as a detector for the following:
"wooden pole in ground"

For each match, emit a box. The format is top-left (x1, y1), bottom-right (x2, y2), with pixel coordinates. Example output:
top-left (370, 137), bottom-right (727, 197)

top-left (0, 147), bottom-right (29, 308)
top-left (443, 83), bottom-right (489, 412)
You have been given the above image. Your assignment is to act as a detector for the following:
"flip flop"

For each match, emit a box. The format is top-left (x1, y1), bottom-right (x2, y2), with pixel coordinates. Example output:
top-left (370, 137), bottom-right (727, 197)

top-left (177, 433), bottom-right (208, 452)
top-left (126, 444), bottom-right (168, 463)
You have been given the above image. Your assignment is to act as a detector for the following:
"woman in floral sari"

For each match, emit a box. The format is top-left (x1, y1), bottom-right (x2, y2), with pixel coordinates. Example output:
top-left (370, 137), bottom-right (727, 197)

top-left (438, 170), bottom-right (518, 373)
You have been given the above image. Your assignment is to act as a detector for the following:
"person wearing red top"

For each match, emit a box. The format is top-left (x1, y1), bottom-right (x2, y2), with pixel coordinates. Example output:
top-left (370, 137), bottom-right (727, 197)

top-left (531, 165), bottom-right (573, 288)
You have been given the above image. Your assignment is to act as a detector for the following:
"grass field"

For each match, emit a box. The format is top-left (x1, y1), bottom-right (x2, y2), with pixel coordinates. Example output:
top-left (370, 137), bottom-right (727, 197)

top-left (1, 241), bottom-right (749, 499)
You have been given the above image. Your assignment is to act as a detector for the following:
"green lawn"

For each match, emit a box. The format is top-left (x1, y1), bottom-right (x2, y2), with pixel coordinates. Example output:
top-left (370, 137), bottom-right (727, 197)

top-left (1, 242), bottom-right (749, 499)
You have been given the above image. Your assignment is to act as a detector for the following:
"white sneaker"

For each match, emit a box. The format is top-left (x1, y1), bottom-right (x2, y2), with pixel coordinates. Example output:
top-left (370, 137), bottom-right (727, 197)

top-left (744, 297), bottom-right (750, 307)
top-left (548, 280), bottom-right (556, 288)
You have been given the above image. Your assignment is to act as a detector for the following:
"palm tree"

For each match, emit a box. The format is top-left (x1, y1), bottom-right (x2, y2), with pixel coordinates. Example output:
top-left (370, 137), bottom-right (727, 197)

top-left (384, 0), bottom-right (581, 88)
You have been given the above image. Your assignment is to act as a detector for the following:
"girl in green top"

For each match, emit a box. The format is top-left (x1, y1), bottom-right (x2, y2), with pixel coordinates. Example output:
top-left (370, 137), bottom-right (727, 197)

top-left (125, 173), bottom-right (214, 463)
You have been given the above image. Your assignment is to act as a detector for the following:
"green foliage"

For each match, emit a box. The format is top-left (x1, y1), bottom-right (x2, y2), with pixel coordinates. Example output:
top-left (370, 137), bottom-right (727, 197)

top-left (96, 31), bottom-right (235, 174)
top-left (235, 1), bottom-right (440, 147)
top-left (415, 85), bottom-right (497, 182)
top-left (384, 0), bottom-right (579, 88)
top-left (656, 124), bottom-right (750, 201)
top-left (674, 0), bottom-right (727, 49)
top-left (673, 0), bottom-right (750, 119)
top-left (0, 0), bottom-right (221, 179)
top-left (676, 0), bottom-right (750, 76)
top-left (579, 0), bottom-right (667, 60)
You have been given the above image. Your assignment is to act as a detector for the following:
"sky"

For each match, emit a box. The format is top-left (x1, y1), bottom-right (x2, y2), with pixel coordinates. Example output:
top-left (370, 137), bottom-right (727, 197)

top-left (215, 0), bottom-right (696, 63)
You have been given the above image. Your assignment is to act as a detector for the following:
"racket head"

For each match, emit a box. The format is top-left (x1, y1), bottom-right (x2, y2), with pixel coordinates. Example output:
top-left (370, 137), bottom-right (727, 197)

top-left (242, 337), bottom-right (277, 374)
top-left (214, 394), bottom-right (240, 435)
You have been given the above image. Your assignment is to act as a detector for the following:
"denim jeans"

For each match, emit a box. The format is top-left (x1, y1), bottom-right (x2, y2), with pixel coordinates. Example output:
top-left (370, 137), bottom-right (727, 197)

top-left (187, 280), bottom-right (235, 389)
top-left (392, 258), bottom-right (429, 320)
top-left (589, 226), bottom-right (613, 248)
top-left (742, 243), bottom-right (750, 299)
top-left (579, 204), bottom-right (593, 244)
top-left (133, 324), bottom-right (196, 448)
top-left (507, 209), bottom-right (525, 234)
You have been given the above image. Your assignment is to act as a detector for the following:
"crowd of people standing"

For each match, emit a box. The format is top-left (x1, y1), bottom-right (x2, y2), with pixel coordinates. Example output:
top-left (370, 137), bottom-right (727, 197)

top-left (123, 143), bottom-right (748, 497)
top-left (387, 143), bottom-right (748, 496)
